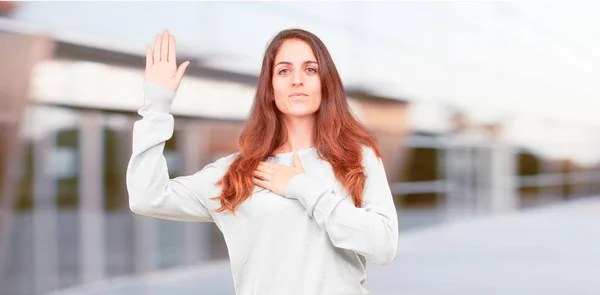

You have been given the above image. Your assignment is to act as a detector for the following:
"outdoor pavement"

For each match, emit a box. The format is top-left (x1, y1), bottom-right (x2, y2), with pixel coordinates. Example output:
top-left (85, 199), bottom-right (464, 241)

top-left (49, 196), bottom-right (600, 295)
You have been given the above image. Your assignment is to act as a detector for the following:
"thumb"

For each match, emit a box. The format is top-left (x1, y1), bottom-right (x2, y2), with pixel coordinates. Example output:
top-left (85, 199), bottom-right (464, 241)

top-left (292, 152), bottom-right (304, 171)
top-left (175, 61), bottom-right (190, 82)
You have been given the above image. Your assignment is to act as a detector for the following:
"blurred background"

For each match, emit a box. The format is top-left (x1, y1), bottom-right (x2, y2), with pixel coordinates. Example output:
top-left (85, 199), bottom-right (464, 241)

top-left (0, 1), bottom-right (599, 295)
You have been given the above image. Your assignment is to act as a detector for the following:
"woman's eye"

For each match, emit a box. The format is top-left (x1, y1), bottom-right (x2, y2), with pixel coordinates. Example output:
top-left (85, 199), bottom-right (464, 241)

top-left (306, 68), bottom-right (318, 74)
top-left (278, 68), bottom-right (289, 75)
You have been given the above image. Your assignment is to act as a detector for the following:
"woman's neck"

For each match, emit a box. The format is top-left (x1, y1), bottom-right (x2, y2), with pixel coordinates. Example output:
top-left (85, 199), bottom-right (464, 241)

top-left (275, 115), bottom-right (316, 153)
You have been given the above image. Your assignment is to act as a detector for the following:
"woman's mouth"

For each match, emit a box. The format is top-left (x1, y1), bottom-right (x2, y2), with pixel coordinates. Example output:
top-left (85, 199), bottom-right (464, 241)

top-left (289, 92), bottom-right (308, 100)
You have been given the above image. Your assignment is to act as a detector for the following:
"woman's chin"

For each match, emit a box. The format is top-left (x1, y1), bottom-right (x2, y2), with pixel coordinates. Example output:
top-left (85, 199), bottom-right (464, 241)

top-left (281, 108), bottom-right (318, 118)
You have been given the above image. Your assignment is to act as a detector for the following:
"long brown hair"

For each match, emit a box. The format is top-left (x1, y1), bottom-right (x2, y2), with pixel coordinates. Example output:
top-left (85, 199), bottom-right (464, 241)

top-left (212, 28), bottom-right (382, 213)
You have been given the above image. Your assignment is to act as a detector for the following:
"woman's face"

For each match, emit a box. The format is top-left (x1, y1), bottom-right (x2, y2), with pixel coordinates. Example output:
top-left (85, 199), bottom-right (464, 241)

top-left (272, 39), bottom-right (322, 118)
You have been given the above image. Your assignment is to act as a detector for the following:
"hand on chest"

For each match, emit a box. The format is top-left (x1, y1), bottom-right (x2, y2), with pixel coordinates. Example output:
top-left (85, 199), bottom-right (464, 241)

top-left (214, 157), bottom-right (348, 224)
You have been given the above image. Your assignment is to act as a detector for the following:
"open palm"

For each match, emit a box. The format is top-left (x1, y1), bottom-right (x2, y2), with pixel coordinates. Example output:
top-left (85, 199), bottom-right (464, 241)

top-left (145, 30), bottom-right (190, 92)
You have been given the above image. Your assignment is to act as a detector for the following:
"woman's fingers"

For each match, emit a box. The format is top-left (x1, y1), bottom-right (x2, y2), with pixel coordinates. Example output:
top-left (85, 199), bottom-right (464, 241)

top-left (145, 45), bottom-right (153, 68)
top-left (258, 162), bottom-right (273, 170)
top-left (253, 170), bottom-right (269, 181)
top-left (256, 163), bottom-right (274, 175)
top-left (145, 30), bottom-right (187, 91)
top-left (168, 35), bottom-right (176, 63)
top-left (160, 30), bottom-right (169, 62)
top-left (253, 177), bottom-right (270, 189)
top-left (175, 61), bottom-right (190, 82)
top-left (153, 34), bottom-right (161, 62)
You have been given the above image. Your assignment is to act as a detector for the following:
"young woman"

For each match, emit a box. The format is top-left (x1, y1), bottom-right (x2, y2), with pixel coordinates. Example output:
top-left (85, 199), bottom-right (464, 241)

top-left (127, 28), bottom-right (399, 295)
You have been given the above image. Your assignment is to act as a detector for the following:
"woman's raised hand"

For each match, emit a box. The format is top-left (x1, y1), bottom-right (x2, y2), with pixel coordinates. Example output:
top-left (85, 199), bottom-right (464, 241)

top-left (145, 30), bottom-right (190, 92)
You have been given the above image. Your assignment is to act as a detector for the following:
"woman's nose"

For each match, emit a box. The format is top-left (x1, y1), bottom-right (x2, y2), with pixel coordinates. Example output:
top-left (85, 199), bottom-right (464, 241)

top-left (292, 72), bottom-right (303, 86)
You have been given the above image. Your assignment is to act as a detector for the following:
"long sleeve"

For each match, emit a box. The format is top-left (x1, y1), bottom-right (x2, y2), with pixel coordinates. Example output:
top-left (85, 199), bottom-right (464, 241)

top-left (126, 81), bottom-right (232, 222)
top-left (284, 146), bottom-right (399, 265)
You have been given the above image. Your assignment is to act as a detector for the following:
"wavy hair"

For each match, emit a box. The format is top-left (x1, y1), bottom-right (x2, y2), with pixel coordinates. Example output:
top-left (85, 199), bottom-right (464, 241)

top-left (212, 28), bottom-right (382, 213)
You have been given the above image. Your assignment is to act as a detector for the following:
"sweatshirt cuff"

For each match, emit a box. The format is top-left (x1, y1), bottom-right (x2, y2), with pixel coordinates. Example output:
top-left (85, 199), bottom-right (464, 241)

top-left (284, 173), bottom-right (344, 218)
top-left (141, 81), bottom-right (176, 114)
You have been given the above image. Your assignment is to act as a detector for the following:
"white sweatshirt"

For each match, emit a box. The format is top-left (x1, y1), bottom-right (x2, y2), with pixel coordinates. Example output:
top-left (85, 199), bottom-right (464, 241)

top-left (127, 81), bottom-right (399, 295)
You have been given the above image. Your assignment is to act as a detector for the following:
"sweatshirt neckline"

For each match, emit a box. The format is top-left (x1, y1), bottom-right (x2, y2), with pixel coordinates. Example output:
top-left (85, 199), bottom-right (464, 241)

top-left (272, 146), bottom-right (317, 157)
